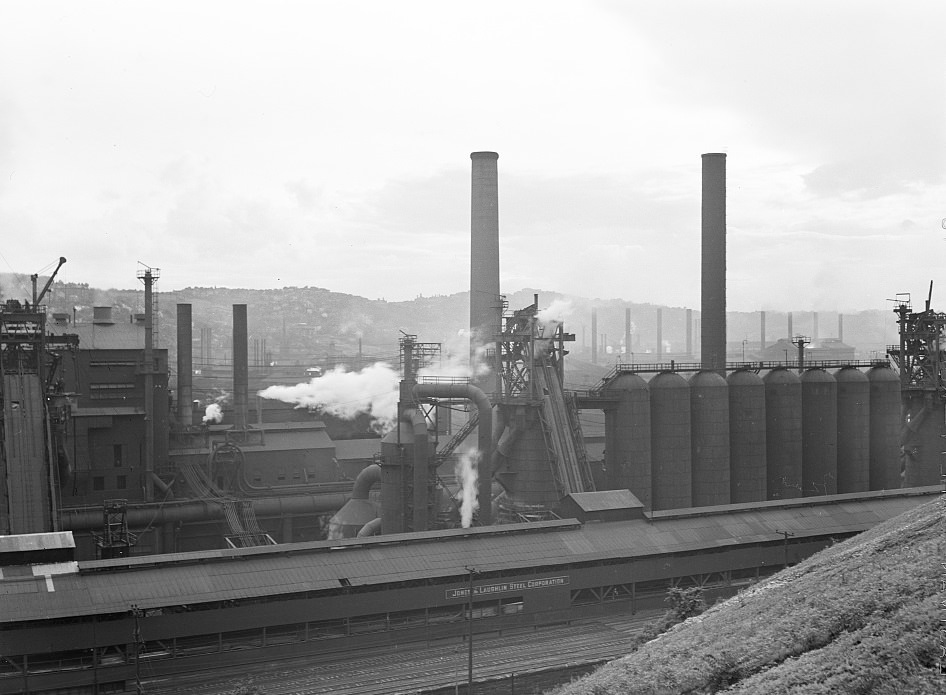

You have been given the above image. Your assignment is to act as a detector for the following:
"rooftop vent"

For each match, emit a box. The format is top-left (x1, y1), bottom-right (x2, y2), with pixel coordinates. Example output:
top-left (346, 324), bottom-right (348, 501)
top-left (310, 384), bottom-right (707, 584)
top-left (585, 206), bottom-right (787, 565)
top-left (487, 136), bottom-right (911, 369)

top-left (92, 306), bottom-right (115, 325)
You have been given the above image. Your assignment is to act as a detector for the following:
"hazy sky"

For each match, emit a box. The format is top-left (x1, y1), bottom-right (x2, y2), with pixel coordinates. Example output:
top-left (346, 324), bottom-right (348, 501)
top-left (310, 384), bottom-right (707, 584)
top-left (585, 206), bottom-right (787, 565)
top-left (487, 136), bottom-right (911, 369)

top-left (1, 1), bottom-right (943, 312)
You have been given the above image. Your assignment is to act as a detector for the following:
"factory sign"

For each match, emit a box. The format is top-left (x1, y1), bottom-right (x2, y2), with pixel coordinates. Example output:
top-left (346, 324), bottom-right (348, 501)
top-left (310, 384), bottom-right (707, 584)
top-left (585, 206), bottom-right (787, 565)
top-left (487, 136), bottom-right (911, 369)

top-left (445, 575), bottom-right (569, 600)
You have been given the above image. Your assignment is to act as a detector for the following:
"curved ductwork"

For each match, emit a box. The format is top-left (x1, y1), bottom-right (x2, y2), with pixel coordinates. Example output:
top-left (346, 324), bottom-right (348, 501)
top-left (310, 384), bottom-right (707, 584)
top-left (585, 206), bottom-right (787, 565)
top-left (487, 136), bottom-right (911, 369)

top-left (412, 409), bottom-right (430, 531)
top-left (352, 463), bottom-right (381, 500)
top-left (412, 383), bottom-right (493, 525)
top-left (356, 517), bottom-right (382, 537)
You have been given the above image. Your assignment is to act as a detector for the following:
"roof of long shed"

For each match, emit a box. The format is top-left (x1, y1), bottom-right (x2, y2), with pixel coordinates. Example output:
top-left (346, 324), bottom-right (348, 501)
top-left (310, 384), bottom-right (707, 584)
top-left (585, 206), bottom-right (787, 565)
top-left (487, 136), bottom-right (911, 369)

top-left (1, 487), bottom-right (935, 624)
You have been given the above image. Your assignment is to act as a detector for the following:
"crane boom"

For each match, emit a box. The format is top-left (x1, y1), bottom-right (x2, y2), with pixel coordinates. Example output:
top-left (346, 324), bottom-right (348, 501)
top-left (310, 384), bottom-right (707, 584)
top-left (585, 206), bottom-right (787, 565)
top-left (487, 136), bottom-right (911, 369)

top-left (31, 256), bottom-right (67, 307)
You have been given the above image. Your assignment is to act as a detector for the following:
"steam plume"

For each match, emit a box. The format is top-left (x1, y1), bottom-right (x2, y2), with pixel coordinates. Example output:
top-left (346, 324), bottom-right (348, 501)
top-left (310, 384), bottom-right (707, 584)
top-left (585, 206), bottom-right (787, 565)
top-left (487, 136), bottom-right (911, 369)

top-left (202, 403), bottom-right (223, 423)
top-left (454, 448), bottom-right (480, 528)
top-left (258, 362), bottom-right (399, 432)
top-left (536, 298), bottom-right (573, 327)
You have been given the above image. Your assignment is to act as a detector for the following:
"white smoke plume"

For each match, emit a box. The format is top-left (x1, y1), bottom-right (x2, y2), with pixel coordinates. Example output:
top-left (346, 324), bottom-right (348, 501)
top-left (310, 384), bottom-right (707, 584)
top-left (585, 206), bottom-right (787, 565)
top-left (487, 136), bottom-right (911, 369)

top-left (454, 448), bottom-right (480, 528)
top-left (257, 362), bottom-right (399, 432)
top-left (202, 403), bottom-right (223, 424)
top-left (415, 328), bottom-right (493, 381)
top-left (536, 298), bottom-right (573, 329)
top-left (534, 299), bottom-right (574, 354)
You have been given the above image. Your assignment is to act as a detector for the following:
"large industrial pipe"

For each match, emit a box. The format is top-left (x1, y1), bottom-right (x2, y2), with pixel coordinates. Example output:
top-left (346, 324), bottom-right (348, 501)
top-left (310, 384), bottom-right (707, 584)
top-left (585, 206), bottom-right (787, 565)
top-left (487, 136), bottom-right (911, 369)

top-left (470, 151), bottom-right (501, 391)
top-left (233, 304), bottom-right (248, 429)
top-left (413, 383), bottom-right (493, 525)
top-left (59, 492), bottom-right (350, 531)
top-left (701, 153), bottom-right (727, 373)
top-left (412, 409), bottom-right (430, 532)
top-left (177, 304), bottom-right (193, 427)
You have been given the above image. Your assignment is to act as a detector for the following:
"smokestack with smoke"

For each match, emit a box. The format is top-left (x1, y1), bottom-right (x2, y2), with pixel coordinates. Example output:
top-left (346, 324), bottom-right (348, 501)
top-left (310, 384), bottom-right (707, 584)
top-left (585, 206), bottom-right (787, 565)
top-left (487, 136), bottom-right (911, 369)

top-left (455, 449), bottom-right (480, 528)
top-left (258, 363), bottom-right (400, 432)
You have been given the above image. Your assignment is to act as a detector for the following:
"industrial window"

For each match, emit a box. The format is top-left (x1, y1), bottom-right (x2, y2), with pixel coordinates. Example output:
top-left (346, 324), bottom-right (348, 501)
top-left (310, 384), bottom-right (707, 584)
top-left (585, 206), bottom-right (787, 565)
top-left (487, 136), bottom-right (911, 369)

top-left (308, 618), bottom-right (347, 640)
top-left (26, 648), bottom-right (92, 674)
top-left (389, 608), bottom-right (427, 629)
top-left (174, 633), bottom-right (220, 656)
top-left (264, 623), bottom-right (305, 646)
top-left (92, 476), bottom-right (105, 491)
top-left (348, 613), bottom-right (388, 634)
top-left (501, 597), bottom-right (524, 615)
top-left (89, 383), bottom-right (135, 400)
top-left (427, 604), bottom-right (465, 625)
top-left (113, 444), bottom-right (123, 467)
top-left (634, 578), bottom-right (672, 597)
top-left (90, 360), bottom-right (137, 368)
top-left (116, 475), bottom-right (127, 490)
top-left (221, 628), bottom-right (263, 651)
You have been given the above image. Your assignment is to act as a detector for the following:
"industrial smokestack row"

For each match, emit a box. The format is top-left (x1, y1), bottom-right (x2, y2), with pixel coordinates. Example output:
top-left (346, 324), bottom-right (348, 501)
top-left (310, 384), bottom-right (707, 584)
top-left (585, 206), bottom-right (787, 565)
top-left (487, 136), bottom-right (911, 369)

top-left (603, 365), bottom-right (901, 510)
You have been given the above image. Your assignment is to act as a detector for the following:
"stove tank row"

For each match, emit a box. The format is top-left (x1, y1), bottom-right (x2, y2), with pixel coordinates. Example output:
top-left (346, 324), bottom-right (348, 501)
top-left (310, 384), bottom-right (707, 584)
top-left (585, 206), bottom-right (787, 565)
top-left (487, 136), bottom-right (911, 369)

top-left (603, 366), bottom-right (901, 510)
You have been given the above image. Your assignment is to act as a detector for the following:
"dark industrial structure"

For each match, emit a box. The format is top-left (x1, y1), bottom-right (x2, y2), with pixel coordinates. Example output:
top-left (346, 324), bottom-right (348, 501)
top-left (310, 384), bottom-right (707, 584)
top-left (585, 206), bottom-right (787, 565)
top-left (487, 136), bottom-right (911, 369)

top-left (0, 151), bottom-right (938, 694)
top-left (0, 487), bottom-right (933, 694)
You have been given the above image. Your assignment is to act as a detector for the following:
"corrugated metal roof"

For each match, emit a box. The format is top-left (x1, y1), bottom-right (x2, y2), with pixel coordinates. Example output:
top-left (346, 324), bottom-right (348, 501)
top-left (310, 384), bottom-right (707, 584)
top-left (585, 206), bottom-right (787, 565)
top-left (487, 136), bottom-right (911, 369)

top-left (1, 488), bottom-right (935, 624)
top-left (565, 490), bottom-right (643, 512)
top-left (0, 532), bottom-right (75, 553)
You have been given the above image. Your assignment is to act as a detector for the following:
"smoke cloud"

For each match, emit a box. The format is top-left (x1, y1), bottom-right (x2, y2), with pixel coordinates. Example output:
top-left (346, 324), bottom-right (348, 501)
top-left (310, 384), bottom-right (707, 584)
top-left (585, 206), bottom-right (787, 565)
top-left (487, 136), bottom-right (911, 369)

top-left (537, 298), bottom-right (573, 327)
top-left (202, 403), bottom-right (223, 424)
top-left (454, 448), bottom-right (480, 528)
top-left (257, 362), bottom-right (399, 432)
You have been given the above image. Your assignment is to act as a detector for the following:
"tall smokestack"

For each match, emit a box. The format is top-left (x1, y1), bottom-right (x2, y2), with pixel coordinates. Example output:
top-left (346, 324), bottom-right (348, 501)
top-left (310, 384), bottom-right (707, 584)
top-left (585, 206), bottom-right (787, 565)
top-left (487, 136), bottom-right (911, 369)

top-left (788, 312), bottom-right (793, 339)
top-left (591, 308), bottom-right (598, 364)
top-left (626, 308), bottom-right (632, 360)
top-left (177, 304), bottom-right (193, 427)
top-left (760, 311), bottom-right (766, 350)
top-left (812, 312), bottom-right (819, 343)
top-left (838, 313), bottom-right (844, 343)
top-left (656, 307), bottom-right (663, 357)
top-left (701, 153), bottom-right (727, 373)
top-left (470, 151), bottom-right (501, 390)
top-left (233, 304), bottom-right (248, 430)
top-left (686, 308), bottom-right (693, 358)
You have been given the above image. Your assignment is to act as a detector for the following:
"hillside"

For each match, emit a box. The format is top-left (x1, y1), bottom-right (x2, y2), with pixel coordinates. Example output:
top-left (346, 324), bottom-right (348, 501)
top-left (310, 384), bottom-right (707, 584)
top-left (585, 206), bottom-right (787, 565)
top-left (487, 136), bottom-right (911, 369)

top-left (4, 275), bottom-right (900, 368)
top-left (548, 497), bottom-right (944, 695)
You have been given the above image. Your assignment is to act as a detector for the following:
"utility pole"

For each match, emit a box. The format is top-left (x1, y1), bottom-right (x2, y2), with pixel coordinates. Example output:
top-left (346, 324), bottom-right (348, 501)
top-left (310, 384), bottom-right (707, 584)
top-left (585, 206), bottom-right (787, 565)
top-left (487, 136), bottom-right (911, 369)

top-left (775, 530), bottom-right (795, 568)
top-left (131, 604), bottom-right (143, 694)
top-left (465, 566), bottom-right (478, 693)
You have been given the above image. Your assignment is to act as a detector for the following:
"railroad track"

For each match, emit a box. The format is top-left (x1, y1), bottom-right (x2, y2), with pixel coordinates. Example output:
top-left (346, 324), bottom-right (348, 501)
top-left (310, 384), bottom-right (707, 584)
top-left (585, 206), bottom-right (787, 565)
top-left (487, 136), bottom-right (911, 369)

top-left (142, 612), bottom-right (659, 694)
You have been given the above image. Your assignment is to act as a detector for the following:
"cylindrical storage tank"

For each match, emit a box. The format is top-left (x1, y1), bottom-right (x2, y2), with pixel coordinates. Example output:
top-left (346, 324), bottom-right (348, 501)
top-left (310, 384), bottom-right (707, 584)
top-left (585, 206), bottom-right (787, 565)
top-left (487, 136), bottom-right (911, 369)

top-left (650, 372), bottom-right (691, 510)
top-left (764, 368), bottom-right (803, 500)
top-left (689, 371), bottom-right (730, 506)
top-left (604, 373), bottom-right (652, 508)
top-left (727, 370), bottom-right (766, 503)
top-left (801, 369), bottom-right (837, 496)
top-left (380, 418), bottom-right (414, 534)
top-left (836, 367), bottom-right (870, 493)
top-left (867, 366), bottom-right (902, 490)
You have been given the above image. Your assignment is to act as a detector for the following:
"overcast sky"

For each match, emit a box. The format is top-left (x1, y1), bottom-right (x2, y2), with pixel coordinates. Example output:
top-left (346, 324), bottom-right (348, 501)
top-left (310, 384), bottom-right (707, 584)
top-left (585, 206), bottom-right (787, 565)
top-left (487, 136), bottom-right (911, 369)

top-left (1, 1), bottom-right (943, 312)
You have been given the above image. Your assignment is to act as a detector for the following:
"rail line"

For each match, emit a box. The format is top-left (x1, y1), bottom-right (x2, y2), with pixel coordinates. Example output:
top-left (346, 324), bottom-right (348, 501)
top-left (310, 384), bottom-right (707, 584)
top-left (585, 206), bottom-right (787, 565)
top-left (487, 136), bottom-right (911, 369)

top-left (141, 611), bottom-right (660, 694)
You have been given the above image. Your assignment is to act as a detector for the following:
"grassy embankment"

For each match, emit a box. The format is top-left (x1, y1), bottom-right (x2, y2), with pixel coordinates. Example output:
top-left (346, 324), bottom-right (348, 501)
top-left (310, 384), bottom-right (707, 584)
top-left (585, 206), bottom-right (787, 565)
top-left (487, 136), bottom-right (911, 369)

top-left (548, 496), bottom-right (944, 694)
